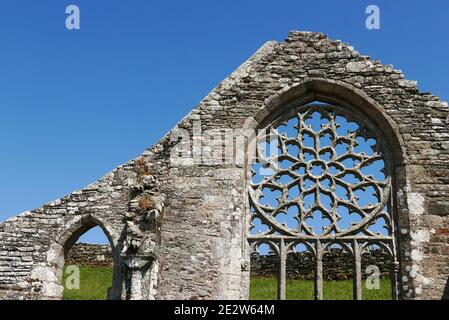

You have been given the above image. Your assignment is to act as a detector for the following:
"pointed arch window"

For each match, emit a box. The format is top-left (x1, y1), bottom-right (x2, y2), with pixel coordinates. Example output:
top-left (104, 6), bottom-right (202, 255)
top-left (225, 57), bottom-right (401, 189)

top-left (248, 102), bottom-right (399, 300)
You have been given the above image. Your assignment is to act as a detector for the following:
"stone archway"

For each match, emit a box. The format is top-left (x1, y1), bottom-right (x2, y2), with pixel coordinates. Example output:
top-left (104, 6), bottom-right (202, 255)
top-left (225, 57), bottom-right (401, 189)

top-left (44, 215), bottom-right (122, 300)
top-left (246, 78), bottom-right (406, 166)
top-left (243, 79), bottom-right (412, 300)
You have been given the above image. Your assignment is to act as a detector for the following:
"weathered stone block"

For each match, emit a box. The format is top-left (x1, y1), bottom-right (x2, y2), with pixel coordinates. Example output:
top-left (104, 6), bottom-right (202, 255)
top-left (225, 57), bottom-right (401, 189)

top-left (427, 202), bottom-right (449, 216)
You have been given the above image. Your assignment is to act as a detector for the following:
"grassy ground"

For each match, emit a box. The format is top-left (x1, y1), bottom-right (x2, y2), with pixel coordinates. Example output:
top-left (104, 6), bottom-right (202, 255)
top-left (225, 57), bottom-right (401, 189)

top-left (250, 277), bottom-right (392, 300)
top-left (62, 265), bottom-right (113, 300)
top-left (62, 266), bottom-right (392, 300)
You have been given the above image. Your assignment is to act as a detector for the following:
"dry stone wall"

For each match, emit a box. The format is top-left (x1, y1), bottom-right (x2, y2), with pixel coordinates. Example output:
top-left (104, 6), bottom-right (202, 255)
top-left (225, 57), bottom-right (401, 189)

top-left (250, 250), bottom-right (392, 280)
top-left (0, 30), bottom-right (449, 300)
top-left (66, 244), bottom-right (113, 267)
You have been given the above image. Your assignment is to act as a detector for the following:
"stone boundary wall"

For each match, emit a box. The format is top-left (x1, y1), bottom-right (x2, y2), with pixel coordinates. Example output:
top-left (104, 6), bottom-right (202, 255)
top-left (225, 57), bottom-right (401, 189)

top-left (250, 250), bottom-right (392, 280)
top-left (66, 243), bottom-right (113, 267)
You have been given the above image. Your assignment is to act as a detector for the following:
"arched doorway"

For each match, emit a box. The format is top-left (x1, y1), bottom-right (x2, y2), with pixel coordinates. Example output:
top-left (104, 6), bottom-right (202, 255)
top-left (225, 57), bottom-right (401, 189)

top-left (246, 87), bottom-right (404, 300)
top-left (62, 226), bottom-right (114, 300)
top-left (52, 215), bottom-right (122, 300)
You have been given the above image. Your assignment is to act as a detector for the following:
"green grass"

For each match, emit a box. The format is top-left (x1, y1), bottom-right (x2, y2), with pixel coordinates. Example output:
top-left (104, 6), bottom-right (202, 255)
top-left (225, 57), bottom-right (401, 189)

top-left (250, 277), bottom-right (392, 300)
top-left (62, 265), bottom-right (113, 300)
top-left (62, 266), bottom-right (392, 300)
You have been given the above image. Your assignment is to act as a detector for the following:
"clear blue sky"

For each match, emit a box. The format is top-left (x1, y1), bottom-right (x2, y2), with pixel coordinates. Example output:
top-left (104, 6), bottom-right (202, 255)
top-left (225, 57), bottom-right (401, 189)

top-left (0, 1), bottom-right (448, 243)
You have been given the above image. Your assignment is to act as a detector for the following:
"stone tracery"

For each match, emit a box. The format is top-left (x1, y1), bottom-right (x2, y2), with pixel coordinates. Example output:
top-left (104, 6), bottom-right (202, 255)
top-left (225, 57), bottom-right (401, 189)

top-left (248, 103), bottom-right (399, 300)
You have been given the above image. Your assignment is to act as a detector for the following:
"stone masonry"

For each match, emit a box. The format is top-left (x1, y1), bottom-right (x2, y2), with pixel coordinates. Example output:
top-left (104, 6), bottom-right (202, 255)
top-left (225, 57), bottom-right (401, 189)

top-left (0, 30), bottom-right (449, 300)
top-left (65, 244), bottom-right (113, 267)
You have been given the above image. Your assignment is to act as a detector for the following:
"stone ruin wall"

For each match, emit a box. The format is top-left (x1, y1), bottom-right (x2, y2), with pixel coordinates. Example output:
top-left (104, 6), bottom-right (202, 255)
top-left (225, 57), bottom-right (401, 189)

top-left (0, 31), bottom-right (449, 300)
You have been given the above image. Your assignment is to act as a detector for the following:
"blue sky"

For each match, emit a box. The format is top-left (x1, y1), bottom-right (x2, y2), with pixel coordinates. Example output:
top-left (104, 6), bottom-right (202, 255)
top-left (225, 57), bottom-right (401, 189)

top-left (0, 1), bottom-right (448, 244)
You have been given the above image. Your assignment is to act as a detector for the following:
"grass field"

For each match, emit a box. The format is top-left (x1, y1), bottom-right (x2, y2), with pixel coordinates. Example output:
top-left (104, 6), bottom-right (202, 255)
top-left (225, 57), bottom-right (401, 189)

top-left (249, 277), bottom-right (392, 300)
top-left (62, 266), bottom-right (392, 300)
top-left (62, 266), bottom-right (113, 300)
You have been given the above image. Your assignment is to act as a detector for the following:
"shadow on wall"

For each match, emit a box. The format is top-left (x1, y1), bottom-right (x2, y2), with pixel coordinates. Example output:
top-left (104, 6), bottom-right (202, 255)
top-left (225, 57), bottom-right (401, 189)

top-left (444, 278), bottom-right (449, 300)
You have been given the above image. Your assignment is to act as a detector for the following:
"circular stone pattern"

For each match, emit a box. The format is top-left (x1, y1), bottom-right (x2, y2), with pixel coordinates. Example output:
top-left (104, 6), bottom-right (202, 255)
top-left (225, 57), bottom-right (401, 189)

top-left (249, 104), bottom-right (392, 238)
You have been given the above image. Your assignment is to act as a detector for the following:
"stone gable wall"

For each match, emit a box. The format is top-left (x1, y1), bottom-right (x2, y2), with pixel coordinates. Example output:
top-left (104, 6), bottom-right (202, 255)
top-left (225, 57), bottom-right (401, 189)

top-left (1, 31), bottom-right (448, 300)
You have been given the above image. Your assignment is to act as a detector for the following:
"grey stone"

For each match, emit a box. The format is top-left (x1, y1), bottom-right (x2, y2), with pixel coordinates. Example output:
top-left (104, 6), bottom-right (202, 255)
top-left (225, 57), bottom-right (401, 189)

top-left (0, 30), bottom-right (448, 300)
